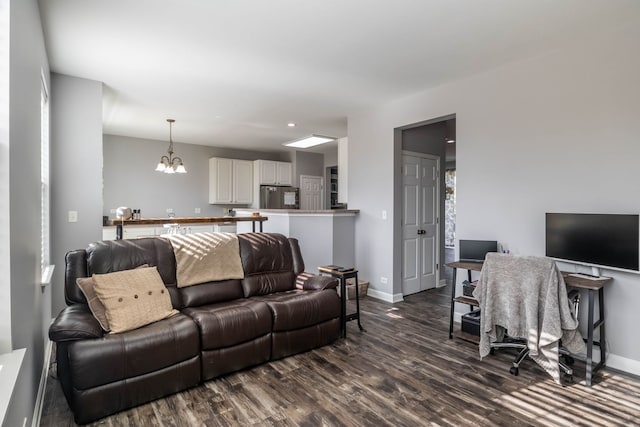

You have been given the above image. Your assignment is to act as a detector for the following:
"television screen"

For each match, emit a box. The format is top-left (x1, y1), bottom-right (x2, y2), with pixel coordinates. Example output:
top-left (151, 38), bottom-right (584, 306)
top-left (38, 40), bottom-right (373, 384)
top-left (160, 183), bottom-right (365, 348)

top-left (545, 213), bottom-right (639, 272)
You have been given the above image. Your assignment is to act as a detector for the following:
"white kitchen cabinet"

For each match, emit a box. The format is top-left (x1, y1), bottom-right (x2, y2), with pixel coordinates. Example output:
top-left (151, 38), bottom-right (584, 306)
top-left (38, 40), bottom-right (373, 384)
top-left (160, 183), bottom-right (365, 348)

top-left (103, 227), bottom-right (117, 240)
top-left (209, 157), bottom-right (253, 204)
top-left (123, 225), bottom-right (161, 239)
top-left (254, 160), bottom-right (292, 186)
top-left (275, 161), bottom-right (292, 185)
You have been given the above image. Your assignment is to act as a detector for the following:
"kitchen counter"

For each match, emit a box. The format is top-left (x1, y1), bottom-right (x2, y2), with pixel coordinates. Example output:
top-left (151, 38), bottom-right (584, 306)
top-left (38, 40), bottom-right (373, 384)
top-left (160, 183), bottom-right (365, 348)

top-left (235, 209), bottom-right (359, 215)
top-left (103, 215), bottom-right (268, 240)
top-left (107, 215), bottom-right (268, 226)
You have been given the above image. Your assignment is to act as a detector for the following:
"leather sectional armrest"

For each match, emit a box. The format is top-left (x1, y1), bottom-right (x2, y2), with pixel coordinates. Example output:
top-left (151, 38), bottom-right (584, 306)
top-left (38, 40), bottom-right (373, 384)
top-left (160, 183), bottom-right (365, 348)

top-left (295, 273), bottom-right (339, 291)
top-left (49, 304), bottom-right (104, 342)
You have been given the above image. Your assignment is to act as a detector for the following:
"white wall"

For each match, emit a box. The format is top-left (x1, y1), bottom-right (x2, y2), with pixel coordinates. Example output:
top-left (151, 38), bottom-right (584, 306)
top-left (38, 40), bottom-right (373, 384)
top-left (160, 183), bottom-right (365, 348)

top-left (4, 0), bottom-right (51, 424)
top-left (348, 23), bottom-right (640, 373)
top-left (50, 74), bottom-right (104, 314)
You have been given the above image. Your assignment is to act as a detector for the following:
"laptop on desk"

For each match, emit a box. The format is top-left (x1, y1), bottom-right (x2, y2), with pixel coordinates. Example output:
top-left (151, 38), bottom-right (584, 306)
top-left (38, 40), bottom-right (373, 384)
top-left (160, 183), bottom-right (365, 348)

top-left (459, 240), bottom-right (498, 263)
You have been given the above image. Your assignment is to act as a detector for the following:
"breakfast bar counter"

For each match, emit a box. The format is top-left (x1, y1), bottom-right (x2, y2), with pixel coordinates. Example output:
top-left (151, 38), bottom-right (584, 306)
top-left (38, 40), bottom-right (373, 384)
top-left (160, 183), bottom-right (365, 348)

top-left (107, 216), bottom-right (268, 226)
top-left (103, 215), bottom-right (268, 240)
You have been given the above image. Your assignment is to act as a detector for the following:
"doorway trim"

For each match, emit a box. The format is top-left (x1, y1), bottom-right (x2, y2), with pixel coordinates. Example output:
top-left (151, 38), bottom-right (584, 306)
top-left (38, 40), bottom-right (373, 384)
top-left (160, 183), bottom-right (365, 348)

top-left (392, 113), bottom-right (455, 299)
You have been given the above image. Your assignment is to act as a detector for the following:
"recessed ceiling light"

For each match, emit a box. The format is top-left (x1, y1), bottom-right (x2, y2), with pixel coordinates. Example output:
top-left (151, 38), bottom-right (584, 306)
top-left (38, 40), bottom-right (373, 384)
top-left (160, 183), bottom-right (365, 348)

top-left (283, 134), bottom-right (335, 148)
top-left (287, 122), bottom-right (296, 127)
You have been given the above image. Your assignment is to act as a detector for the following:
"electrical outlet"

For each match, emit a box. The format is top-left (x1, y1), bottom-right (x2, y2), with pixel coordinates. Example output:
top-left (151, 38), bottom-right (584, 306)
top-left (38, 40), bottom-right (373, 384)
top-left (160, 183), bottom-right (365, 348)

top-left (110, 208), bottom-right (116, 214)
top-left (166, 208), bottom-right (174, 214)
top-left (380, 276), bottom-right (388, 284)
top-left (194, 207), bottom-right (201, 214)
top-left (68, 210), bottom-right (78, 223)
top-left (382, 210), bottom-right (387, 220)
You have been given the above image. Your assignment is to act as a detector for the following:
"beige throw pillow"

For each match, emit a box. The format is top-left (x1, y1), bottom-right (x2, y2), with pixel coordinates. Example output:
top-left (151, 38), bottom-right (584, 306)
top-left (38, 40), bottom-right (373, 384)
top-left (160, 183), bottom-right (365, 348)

top-left (77, 276), bottom-right (111, 331)
top-left (92, 266), bottom-right (178, 334)
top-left (76, 264), bottom-right (150, 332)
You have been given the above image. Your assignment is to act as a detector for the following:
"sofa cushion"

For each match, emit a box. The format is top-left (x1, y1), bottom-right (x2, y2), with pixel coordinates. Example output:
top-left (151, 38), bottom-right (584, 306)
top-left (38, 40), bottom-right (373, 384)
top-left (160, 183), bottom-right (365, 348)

top-left (85, 238), bottom-right (182, 308)
top-left (92, 266), bottom-right (178, 334)
top-left (168, 232), bottom-right (244, 288)
top-left (183, 299), bottom-right (272, 350)
top-left (67, 313), bottom-right (199, 391)
top-left (255, 289), bottom-right (341, 332)
top-left (179, 278), bottom-right (244, 308)
top-left (238, 233), bottom-right (296, 297)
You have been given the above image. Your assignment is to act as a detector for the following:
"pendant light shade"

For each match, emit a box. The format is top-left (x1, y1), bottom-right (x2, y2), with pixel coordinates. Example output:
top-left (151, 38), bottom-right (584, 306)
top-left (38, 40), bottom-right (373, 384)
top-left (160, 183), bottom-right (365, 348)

top-left (155, 119), bottom-right (186, 174)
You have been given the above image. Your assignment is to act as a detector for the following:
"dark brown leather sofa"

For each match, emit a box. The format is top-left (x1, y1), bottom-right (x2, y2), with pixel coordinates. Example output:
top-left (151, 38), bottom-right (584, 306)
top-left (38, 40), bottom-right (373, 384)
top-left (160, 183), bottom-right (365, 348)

top-left (49, 233), bottom-right (340, 424)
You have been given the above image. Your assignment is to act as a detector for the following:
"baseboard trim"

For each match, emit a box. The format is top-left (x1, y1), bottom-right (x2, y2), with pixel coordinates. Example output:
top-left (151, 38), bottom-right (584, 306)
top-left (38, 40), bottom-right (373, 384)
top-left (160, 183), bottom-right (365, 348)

top-left (437, 279), bottom-right (447, 288)
top-left (366, 288), bottom-right (404, 303)
top-left (607, 353), bottom-right (640, 377)
top-left (32, 340), bottom-right (52, 427)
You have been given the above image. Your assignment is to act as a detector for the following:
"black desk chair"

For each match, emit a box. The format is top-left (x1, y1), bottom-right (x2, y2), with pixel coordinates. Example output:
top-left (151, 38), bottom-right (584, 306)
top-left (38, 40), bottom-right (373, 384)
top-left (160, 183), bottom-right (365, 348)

top-left (473, 253), bottom-right (585, 384)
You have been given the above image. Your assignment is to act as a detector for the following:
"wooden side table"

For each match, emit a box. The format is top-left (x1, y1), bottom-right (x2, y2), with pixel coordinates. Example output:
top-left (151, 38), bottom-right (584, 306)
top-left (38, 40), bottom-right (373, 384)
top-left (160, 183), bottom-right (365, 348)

top-left (318, 266), bottom-right (366, 338)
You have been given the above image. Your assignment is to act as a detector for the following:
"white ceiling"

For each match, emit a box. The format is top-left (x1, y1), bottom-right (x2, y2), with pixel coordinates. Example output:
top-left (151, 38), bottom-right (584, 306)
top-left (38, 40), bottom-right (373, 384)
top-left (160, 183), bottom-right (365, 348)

top-left (39, 0), bottom-right (640, 153)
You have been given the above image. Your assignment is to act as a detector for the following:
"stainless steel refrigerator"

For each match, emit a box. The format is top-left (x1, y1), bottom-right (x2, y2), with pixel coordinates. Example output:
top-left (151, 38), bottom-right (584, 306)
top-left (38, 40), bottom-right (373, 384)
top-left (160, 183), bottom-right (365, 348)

top-left (259, 186), bottom-right (299, 209)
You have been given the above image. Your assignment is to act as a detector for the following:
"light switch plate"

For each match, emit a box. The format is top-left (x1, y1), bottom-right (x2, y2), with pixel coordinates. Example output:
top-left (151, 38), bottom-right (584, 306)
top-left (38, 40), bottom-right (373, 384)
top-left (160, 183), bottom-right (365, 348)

top-left (68, 210), bottom-right (78, 223)
top-left (194, 207), bottom-right (201, 214)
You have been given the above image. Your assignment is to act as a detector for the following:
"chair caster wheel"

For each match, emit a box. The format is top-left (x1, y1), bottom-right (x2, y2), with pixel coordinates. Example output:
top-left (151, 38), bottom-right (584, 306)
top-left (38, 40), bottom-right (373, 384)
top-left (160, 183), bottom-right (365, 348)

top-left (564, 355), bottom-right (575, 365)
top-left (510, 366), bottom-right (519, 376)
top-left (563, 374), bottom-right (573, 384)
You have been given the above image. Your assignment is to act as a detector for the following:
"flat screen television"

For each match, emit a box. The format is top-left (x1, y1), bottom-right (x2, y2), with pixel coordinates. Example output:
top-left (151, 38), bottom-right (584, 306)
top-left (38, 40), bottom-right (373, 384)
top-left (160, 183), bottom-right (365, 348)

top-left (545, 213), bottom-right (640, 274)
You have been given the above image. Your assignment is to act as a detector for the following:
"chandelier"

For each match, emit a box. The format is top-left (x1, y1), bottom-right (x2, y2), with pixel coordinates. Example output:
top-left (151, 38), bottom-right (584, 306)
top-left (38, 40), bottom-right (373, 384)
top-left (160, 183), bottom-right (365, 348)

top-left (155, 119), bottom-right (187, 174)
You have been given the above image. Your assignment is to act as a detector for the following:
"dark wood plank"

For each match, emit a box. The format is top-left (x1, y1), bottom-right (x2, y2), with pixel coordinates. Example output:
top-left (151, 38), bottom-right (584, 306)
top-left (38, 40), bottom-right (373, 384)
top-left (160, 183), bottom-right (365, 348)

top-left (40, 286), bottom-right (640, 426)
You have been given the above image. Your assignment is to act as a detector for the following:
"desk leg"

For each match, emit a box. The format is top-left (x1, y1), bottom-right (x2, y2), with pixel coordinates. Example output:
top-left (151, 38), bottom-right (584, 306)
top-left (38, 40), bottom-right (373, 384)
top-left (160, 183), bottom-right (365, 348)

top-left (340, 276), bottom-right (347, 338)
top-left (252, 221), bottom-right (256, 232)
top-left (598, 287), bottom-right (606, 369)
top-left (449, 267), bottom-right (457, 339)
top-left (586, 288), bottom-right (595, 386)
top-left (260, 221), bottom-right (263, 232)
top-left (354, 272), bottom-right (365, 332)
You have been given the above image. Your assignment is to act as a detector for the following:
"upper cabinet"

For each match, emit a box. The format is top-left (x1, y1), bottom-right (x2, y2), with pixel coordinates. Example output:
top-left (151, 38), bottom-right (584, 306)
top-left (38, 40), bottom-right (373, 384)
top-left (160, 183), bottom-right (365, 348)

top-left (255, 160), bottom-right (292, 186)
top-left (209, 157), bottom-right (253, 204)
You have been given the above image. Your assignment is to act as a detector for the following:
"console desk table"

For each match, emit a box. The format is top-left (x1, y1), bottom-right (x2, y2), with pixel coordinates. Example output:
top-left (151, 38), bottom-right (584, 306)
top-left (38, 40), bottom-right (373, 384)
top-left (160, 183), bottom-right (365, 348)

top-left (446, 260), bottom-right (612, 387)
top-left (561, 272), bottom-right (612, 386)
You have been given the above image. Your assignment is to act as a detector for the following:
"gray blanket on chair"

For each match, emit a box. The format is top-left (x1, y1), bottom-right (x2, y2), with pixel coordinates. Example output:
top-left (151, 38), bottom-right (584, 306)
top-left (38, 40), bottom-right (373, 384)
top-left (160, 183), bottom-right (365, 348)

top-left (473, 253), bottom-right (585, 383)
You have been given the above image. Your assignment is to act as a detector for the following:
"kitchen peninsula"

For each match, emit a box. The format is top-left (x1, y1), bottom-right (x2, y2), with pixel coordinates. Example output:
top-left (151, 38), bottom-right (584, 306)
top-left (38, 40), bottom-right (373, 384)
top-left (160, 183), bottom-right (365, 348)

top-left (235, 209), bottom-right (359, 274)
top-left (103, 215), bottom-right (268, 240)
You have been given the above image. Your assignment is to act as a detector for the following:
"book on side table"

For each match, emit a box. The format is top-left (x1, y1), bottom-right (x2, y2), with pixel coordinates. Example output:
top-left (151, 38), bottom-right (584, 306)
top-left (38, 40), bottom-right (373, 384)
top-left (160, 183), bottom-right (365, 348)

top-left (319, 265), bottom-right (355, 273)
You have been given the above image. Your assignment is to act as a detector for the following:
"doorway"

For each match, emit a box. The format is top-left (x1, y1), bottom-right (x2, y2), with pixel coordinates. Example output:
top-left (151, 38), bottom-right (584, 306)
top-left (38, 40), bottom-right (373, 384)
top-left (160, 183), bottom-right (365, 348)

top-left (402, 152), bottom-right (440, 295)
top-left (299, 175), bottom-right (324, 210)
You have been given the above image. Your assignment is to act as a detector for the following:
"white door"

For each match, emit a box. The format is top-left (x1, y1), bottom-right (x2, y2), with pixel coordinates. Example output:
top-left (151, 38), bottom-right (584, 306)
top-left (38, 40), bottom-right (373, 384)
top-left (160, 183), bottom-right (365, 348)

top-left (402, 153), bottom-right (439, 296)
top-left (299, 175), bottom-right (323, 210)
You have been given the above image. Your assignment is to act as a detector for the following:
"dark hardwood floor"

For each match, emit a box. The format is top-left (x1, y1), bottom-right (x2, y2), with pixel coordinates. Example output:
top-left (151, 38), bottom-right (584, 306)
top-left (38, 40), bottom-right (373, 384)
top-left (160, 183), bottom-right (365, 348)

top-left (41, 285), bottom-right (640, 426)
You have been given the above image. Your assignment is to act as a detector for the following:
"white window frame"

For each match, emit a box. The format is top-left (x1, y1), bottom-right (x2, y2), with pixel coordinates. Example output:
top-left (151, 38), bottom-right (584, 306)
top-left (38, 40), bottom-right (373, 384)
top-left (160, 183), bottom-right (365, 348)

top-left (40, 72), bottom-right (53, 286)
